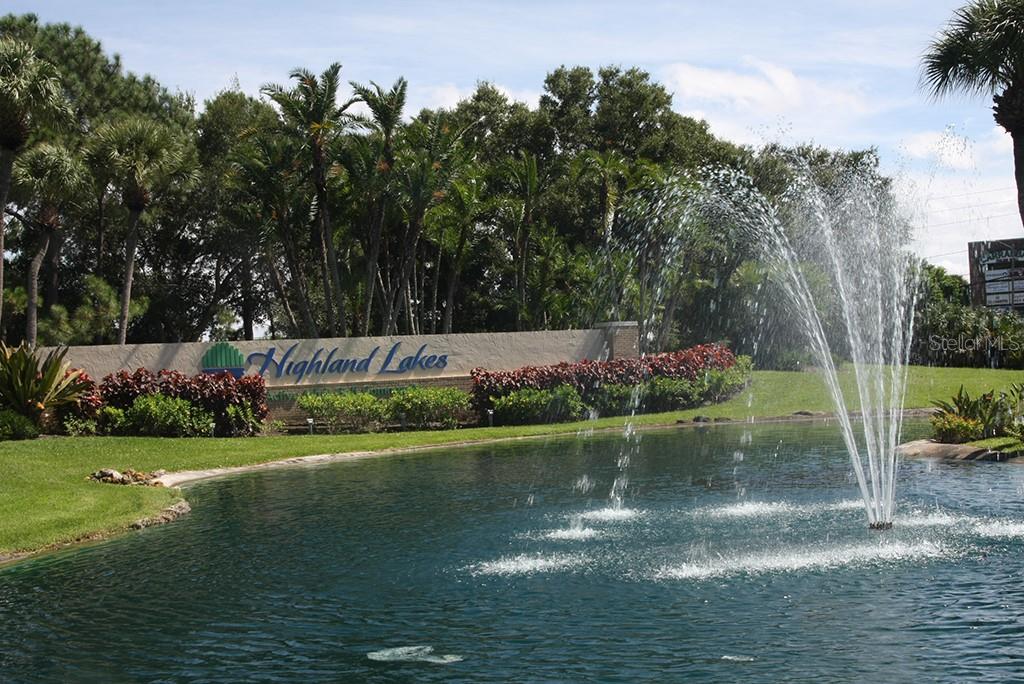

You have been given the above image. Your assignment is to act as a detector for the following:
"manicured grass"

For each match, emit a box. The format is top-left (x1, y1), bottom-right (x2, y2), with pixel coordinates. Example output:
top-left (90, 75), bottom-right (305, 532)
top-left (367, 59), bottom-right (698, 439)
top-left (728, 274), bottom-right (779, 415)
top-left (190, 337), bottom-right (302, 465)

top-left (3, 365), bottom-right (1023, 560)
top-left (969, 436), bottom-right (1023, 452)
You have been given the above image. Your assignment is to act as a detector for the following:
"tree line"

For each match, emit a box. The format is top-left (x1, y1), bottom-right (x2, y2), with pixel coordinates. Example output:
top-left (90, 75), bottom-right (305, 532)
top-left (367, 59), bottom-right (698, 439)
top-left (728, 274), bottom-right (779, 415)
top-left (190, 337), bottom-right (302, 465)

top-left (1, 13), bottom-right (908, 366)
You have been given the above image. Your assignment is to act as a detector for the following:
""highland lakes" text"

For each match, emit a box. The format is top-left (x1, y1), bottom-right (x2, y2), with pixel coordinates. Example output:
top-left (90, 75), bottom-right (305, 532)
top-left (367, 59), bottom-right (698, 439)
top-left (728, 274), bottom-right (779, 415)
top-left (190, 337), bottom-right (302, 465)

top-left (246, 342), bottom-right (448, 383)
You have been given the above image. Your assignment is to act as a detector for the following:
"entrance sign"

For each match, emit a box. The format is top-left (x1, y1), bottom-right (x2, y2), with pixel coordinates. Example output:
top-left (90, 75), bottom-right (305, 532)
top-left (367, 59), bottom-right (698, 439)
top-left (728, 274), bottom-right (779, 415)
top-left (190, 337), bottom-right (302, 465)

top-left (48, 325), bottom-right (637, 390)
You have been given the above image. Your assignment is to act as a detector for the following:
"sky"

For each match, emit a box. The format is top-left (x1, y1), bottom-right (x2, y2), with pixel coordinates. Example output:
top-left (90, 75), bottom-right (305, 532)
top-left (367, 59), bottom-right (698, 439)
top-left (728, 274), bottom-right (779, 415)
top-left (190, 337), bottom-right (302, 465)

top-left (11, 0), bottom-right (1022, 275)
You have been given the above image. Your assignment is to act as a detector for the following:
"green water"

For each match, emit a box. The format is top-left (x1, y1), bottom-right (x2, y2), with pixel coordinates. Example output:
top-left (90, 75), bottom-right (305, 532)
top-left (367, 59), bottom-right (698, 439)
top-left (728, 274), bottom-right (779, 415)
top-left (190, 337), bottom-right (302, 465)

top-left (3, 420), bottom-right (1024, 682)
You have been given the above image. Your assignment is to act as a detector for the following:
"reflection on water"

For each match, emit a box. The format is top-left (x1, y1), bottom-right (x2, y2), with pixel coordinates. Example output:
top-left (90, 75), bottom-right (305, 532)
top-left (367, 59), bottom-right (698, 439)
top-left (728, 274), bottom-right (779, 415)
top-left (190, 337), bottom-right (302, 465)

top-left (3, 420), bottom-right (1024, 682)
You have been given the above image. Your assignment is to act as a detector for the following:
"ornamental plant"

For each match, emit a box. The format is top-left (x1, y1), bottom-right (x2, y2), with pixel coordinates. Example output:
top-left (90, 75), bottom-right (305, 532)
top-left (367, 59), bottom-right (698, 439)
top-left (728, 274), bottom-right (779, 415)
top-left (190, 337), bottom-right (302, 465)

top-left (0, 343), bottom-right (91, 424)
top-left (98, 368), bottom-right (269, 436)
top-left (470, 343), bottom-right (737, 413)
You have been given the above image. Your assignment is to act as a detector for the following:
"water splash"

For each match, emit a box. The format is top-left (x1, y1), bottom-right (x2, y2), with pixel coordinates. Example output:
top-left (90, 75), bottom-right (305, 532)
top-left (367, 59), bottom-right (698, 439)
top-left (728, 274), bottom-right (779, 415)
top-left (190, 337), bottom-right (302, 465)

top-left (655, 540), bottom-right (948, 580)
top-left (694, 159), bottom-right (920, 527)
top-left (367, 645), bottom-right (464, 664)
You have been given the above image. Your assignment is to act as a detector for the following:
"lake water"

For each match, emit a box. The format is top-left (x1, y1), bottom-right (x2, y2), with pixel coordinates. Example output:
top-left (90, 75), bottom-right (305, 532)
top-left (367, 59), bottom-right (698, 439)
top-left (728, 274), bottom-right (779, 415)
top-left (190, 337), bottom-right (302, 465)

top-left (3, 420), bottom-right (1024, 682)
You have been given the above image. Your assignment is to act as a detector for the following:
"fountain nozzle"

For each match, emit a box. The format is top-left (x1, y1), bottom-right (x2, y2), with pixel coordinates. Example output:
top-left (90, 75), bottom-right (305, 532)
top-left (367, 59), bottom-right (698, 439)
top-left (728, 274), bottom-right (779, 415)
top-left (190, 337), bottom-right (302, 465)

top-left (868, 521), bottom-right (893, 531)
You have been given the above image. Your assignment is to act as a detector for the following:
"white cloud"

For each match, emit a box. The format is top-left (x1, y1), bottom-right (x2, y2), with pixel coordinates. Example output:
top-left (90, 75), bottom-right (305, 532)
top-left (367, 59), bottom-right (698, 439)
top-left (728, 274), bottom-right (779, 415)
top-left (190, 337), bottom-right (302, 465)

top-left (662, 58), bottom-right (876, 146)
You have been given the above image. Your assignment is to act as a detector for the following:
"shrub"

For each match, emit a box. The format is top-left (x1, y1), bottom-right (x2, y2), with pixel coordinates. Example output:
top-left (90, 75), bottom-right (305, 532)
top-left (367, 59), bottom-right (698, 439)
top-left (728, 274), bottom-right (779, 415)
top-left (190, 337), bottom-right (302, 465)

top-left (297, 391), bottom-right (388, 433)
top-left (63, 416), bottom-right (98, 437)
top-left (124, 394), bottom-right (213, 438)
top-left (0, 343), bottom-right (91, 424)
top-left (98, 368), bottom-right (160, 409)
top-left (931, 385), bottom-right (1013, 439)
top-left (0, 409), bottom-right (40, 441)
top-left (58, 370), bottom-right (103, 422)
top-left (100, 368), bottom-right (268, 436)
top-left (97, 406), bottom-right (127, 436)
top-left (224, 400), bottom-right (262, 437)
top-left (470, 343), bottom-right (737, 414)
top-left (590, 383), bottom-right (640, 417)
top-left (493, 385), bottom-right (587, 426)
top-left (387, 386), bottom-right (471, 430)
top-left (931, 413), bottom-right (984, 444)
top-left (698, 356), bottom-right (753, 403)
top-left (644, 376), bottom-right (701, 412)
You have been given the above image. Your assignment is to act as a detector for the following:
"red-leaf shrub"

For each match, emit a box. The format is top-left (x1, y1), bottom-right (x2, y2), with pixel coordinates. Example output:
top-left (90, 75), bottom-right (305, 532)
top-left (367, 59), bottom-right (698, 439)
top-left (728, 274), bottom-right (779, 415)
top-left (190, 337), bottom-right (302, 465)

top-left (97, 368), bottom-right (268, 436)
top-left (470, 343), bottom-right (736, 413)
top-left (98, 368), bottom-right (160, 409)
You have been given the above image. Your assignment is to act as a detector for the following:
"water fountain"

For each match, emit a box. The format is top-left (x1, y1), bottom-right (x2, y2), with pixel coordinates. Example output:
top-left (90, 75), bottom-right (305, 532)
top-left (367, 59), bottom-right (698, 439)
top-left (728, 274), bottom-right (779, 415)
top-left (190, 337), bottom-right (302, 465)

top-left (694, 158), bottom-right (920, 528)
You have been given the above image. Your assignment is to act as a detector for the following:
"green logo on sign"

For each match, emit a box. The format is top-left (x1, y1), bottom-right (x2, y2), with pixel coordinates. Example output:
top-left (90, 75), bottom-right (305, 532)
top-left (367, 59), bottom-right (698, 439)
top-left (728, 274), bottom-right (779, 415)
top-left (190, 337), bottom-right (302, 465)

top-left (201, 342), bottom-right (246, 378)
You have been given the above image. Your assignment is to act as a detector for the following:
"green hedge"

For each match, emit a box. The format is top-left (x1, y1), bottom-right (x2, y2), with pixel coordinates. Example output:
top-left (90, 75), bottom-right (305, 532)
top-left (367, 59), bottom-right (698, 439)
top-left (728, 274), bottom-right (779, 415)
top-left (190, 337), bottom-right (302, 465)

top-left (297, 387), bottom-right (472, 432)
top-left (493, 386), bottom-right (587, 426)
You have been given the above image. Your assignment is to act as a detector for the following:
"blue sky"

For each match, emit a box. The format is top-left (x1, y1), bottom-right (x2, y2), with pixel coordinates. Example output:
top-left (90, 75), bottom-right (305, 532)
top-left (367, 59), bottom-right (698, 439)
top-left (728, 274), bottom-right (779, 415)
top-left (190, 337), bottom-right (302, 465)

top-left (13, 0), bottom-right (1022, 274)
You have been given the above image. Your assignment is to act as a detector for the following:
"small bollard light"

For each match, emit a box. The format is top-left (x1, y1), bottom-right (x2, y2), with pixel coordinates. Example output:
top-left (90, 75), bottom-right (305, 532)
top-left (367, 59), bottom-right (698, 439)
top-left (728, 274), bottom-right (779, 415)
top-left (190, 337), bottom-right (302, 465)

top-left (487, 409), bottom-right (494, 427)
top-left (306, 417), bottom-right (314, 435)
top-left (208, 421), bottom-right (216, 438)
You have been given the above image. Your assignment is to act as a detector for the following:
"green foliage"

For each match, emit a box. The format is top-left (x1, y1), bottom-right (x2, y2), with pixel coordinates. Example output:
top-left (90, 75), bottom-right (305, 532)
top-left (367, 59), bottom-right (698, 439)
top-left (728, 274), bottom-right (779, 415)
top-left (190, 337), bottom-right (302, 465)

top-left (590, 383), bottom-right (640, 417)
top-left (0, 408), bottom-right (39, 440)
top-left (930, 413), bottom-right (984, 444)
top-left (699, 356), bottom-right (754, 403)
top-left (297, 391), bottom-right (388, 433)
top-left (0, 343), bottom-right (90, 423)
top-left (123, 394), bottom-right (212, 438)
top-left (493, 386), bottom-right (587, 426)
top-left (386, 386), bottom-right (471, 430)
top-left (644, 376), bottom-right (701, 413)
top-left (224, 400), bottom-right (262, 437)
top-left (930, 383), bottom-right (1024, 442)
top-left (62, 415), bottom-right (97, 437)
top-left (96, 406), bottom-right (126, 436)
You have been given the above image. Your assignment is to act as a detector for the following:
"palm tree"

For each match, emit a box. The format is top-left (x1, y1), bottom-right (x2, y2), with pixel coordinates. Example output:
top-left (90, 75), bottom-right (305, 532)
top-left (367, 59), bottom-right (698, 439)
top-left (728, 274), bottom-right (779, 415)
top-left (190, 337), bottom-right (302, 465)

top-left (430, 171), bottom-right (491, 333)
top-left (230, 132), bottom-right (319, 337)
top-left (0, 38), bottom-right (72, 332)
top-left (923, 0), bottom-right (1024, 227)
top-left (573, 149), bottom-right (629, 241)
top-left (350, 77), bottom-right (407, 334)
top-left (504, 151), bottom-right (547, 330)
top-left (262, 64), bottom-right (356, 337)
top-left (11, 144), bottom-right (85, 346)
top-left (88, 116), bottom-right (194, 344)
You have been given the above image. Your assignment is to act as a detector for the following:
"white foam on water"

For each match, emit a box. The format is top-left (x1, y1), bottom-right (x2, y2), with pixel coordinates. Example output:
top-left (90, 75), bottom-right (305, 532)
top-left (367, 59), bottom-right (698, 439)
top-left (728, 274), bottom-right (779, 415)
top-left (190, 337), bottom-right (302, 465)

top-left (470, 553), bottom-right (587, 576)
top-left (701, 499), bottom-right (862, 519)
top-left (545, 527), bottom-right (601, 541)
top-left (896, 510), bottom-right (966, 527)
top-left (974, 521), bottom-right (1024, 538)
top-left (578, 507), bottom-right (643, 522)
top-left (367, 646), bottom-right (463, 664)
top-left (721, 655), bottom-right (756, 662)
top-left (654, 540), bottom-right (948, 580)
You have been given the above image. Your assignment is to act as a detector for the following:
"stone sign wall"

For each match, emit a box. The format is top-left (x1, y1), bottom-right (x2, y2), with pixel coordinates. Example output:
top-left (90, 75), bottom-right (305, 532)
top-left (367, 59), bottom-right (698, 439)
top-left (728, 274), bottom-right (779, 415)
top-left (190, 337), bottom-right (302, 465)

top-left (47, 323), bottom-right (638, 391)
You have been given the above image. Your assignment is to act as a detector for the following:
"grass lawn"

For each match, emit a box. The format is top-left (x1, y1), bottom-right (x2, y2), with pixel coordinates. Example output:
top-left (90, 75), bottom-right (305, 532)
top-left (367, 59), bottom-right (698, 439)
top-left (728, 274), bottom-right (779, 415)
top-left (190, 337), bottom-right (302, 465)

top-left (3, 364), bottom-right (1023, 560)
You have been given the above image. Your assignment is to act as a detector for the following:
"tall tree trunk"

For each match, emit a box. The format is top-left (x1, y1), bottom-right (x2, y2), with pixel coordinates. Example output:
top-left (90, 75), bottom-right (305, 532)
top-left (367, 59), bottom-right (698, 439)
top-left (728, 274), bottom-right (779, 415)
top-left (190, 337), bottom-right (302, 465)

top-left (385, 218), bottom-right (424, 334)
top-left (276, 215), bottom-right (317, 337)
top-left (317, 224), bottom-right (337, 336)
top-left (26, 227), bottom-right (50, 348)
top-left (441, 225), bottom-right (470, 334)
top-left (241, 247), bottom-right (255, 340)
top-left (431, 239), bottom-right (443, 334)
top-left (313, 151), bottom-right (346, 336)
top-left (265, 251), bottom-right (299, 333)
top-left (117, 210), bottom-right (141, 345)
top-left (0, 149), bottom-right (13, 334)
top-left (43, 226), bottom-right (64, 315)
top-left (95, 191), bottom-right (106, 275)
top-left (363, 200), bottom-right (386, 335)
top-left (1014, 130), bottom-right (1024, 229)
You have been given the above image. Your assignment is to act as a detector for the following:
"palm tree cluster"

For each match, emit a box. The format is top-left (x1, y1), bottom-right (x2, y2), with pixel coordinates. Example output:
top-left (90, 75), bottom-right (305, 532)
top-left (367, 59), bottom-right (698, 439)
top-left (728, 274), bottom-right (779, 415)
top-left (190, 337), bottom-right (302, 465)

top-left (0, 13), bottom-right (900, 364)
